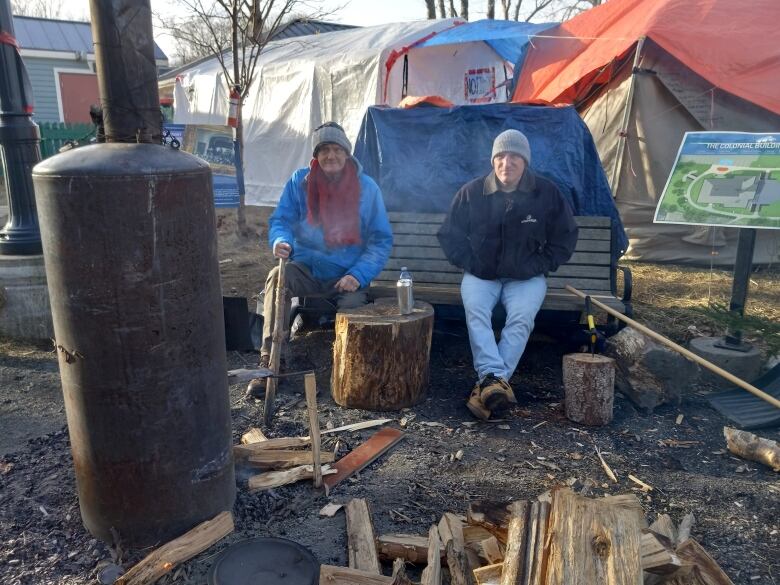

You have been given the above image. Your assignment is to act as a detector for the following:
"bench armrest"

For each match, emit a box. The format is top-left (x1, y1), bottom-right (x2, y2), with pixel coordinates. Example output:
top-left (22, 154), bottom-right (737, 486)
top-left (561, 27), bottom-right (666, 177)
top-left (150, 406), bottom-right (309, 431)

top-left (616, 265), bottom-right (633, 302)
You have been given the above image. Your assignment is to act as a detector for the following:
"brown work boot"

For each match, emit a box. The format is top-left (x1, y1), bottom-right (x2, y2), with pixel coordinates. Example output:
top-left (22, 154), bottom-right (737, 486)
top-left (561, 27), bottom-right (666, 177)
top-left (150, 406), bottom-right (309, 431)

top-left (466, 383), bottom-right (491, 420)
top-left (479, 374), bottom-right (516, 414)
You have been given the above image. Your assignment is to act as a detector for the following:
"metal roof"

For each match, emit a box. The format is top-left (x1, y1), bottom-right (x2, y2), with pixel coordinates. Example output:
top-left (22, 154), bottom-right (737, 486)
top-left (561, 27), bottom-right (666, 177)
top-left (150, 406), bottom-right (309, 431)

top-left (12, 15), bottom-right (168, 61)
top-left (159, 18), bottom-right (355, 81)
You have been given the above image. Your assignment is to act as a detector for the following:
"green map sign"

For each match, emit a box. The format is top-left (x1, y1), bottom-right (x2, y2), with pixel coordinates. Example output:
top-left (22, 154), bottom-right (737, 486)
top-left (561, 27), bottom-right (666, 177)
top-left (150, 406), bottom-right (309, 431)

top-left (654, 132), bottom-right (780, 230)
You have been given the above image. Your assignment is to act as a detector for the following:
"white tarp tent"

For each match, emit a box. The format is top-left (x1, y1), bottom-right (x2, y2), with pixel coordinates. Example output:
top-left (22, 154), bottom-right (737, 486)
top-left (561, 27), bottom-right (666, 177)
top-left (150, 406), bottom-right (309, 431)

top-left (173, 19), bottom-right (515, 205)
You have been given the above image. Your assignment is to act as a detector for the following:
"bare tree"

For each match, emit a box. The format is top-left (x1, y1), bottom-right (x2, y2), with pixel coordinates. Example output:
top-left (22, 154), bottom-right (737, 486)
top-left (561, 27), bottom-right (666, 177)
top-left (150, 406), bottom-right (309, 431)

top-left (158, 0), bottom-right (326, 233)
top-left (486, 0), bottom-right (495, 19)
top-left (448, 0), bottom-right (458, 17)
top-left (424, 0), bottom-right (436, 18)
top-left (437, 0), bottom-right (446, 18)
top-left (460, 0), bottom-right (469, 19)
top-left (11, 0), bottom-right (65, 18)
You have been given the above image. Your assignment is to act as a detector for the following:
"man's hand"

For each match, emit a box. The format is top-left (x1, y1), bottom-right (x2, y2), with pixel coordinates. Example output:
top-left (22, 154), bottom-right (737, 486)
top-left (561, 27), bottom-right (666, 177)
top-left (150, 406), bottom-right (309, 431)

top-left (273, 242), bottom-right (292, 259)
top-left (334, 274), bottom-right (360, 293)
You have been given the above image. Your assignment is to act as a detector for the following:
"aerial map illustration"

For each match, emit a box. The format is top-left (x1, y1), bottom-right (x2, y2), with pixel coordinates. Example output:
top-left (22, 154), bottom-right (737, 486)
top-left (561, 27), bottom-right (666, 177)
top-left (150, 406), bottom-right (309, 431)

top-left (654, 132), bottom-right (780, 230)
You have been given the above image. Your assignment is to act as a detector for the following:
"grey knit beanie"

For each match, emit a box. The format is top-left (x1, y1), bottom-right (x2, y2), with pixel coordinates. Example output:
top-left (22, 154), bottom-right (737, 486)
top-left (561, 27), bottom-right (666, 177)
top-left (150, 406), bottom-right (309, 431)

top-left (312, 122), bottom-right (352, 157)
top-left (491, 129), bottom-right (531, 165)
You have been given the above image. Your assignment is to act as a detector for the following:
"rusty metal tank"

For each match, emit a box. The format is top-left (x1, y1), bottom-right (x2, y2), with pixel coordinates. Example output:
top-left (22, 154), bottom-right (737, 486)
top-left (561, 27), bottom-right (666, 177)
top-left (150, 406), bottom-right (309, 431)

top-left (32, 143), bottom-right (235, 548)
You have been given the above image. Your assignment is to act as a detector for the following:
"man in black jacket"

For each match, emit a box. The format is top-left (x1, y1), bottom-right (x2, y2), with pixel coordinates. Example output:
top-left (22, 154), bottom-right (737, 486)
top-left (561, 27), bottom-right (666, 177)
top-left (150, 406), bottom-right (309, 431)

top-left (438, 129), bottom-right (578, 419)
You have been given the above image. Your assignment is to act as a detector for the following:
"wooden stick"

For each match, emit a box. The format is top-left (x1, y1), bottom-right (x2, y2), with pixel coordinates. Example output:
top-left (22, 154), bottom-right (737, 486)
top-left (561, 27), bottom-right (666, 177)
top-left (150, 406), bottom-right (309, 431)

top-left (234, 437), bottom-right (311, 459)
top-left (628, 474), bottom-right (653, 492)
top-left (116, 511), bottom-right (234, 585)
top-left (247, 464), bottom-right (336, 491)
top-left (264, 257), bottom-right (287, 425)
top-left (320, 419), bottom-right (394, 436)
top-left (565, 285), bottom-right (780, 410)
top-left (346, 499), bottom-right (381, 573)
top-left (595, 446), bottom-right (618, 483)
top-left (305, 373), bottom-right (323, 487)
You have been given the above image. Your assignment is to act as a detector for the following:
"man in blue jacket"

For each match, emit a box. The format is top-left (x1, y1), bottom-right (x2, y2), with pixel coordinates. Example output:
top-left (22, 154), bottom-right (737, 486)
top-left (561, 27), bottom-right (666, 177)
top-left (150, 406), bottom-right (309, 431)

top-left (438, 129), bottom-right (578, 419)
top-left (257, 122), bottom-right (393, 372)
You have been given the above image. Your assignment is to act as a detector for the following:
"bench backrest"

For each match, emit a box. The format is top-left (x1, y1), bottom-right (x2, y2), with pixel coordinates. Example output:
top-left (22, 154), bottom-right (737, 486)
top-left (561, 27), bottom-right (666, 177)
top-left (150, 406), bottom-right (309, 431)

top-left (371, 212), bottom-right (615, 302)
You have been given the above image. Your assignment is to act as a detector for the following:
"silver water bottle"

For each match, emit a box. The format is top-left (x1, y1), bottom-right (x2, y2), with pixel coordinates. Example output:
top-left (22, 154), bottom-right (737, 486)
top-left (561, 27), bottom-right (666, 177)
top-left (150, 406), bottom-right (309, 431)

top-left (396, 266), bottom-right (414, 315)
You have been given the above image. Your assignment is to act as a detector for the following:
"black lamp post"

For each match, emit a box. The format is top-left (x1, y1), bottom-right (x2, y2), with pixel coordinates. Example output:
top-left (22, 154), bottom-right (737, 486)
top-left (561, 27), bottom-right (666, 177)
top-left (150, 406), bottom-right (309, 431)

top-left (0, 0), bottom-right (42, 255)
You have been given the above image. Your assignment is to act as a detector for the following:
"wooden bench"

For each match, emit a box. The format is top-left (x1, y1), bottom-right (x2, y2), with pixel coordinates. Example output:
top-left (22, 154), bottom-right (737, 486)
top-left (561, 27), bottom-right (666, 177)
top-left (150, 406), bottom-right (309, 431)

top-left (369, 212), bottom-right (633, 326)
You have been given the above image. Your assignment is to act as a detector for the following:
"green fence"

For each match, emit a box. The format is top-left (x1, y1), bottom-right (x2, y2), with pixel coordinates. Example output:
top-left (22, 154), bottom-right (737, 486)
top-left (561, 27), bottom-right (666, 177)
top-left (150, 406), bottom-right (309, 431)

top-left (38, 122), bottom-right (96, 158)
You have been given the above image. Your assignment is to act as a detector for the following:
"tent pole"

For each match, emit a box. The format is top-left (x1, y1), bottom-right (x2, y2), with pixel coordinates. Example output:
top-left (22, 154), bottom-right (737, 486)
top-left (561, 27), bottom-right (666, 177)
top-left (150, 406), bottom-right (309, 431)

top-left (610, 36), bottom-right (646, 196)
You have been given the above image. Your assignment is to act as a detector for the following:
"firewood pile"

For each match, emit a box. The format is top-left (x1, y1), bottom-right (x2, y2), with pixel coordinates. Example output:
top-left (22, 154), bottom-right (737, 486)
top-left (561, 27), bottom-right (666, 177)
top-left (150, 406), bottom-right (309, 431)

top-left (319, 490), bottom-right (735, 585)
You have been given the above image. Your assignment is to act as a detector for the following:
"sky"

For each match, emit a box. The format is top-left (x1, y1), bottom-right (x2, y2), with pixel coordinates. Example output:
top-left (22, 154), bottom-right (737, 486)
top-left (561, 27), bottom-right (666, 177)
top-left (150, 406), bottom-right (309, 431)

top-left (63, 0), bottom-right (506, 61)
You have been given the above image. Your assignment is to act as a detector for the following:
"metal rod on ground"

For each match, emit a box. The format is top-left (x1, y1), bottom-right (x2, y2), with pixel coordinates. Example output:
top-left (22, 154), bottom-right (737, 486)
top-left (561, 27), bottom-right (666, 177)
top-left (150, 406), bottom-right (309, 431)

top-left (264, 257), bottom-right (287, 425)
top-left (729, 227), bottom-right (757, 316)
top-left (304, 373), bottom-right (322, 488)
top-left (565, 284), bottom-right (780, 410)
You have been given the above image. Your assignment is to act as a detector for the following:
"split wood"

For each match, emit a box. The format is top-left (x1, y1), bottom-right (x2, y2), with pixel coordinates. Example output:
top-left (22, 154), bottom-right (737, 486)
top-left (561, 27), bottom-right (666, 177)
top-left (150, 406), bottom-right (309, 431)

top-left (346, 499), bottom-right (381, 573)
top-left (304, 373), bottom-right (322, 487)
top-left (565, 284), bottom-right (780, 409)
top-left (264, 257), bottom-right (287, 425)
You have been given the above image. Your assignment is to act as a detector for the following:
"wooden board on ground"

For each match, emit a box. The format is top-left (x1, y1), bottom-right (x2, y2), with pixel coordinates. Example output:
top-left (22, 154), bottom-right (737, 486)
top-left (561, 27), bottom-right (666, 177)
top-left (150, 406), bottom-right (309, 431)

top-left (247, 464), bottom-right (335, 491)
top-left (421, 525), bottom-right (442, 585)
top-left (323, 428), bottom-right (405, 495)
top-left (332, 299), bottom-right (434, 410)
top-left (247, 449), bottom-right (335, 469)
top-left (346, 499), bottom-right (381, 573)
top-left (544, 488), bottom-right (643, 585)
top-left (116, 511), bottom-right (234, 585)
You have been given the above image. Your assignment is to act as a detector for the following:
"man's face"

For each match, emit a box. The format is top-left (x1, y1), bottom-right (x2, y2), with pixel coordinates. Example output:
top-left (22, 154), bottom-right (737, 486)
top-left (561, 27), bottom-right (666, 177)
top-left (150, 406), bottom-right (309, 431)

top-left (316, 143), bottom-right (349, 178)
top-left (492, 152), bottom-right (526, 189)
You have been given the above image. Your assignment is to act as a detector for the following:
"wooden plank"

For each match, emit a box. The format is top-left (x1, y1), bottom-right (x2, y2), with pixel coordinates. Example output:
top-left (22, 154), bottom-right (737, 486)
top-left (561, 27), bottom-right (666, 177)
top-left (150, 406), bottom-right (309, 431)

top-left (346, 499), bottom-right (381, 573)
top-left (574, 216), bottom-right (612, 227)
top-left (544, 489), bottom-right (643, 585)
top-left (546, 277), bottom-right (613, 291)
top-left (320, 565), bottom-right (394, 585)
top-left (565, 251), bottom-right (612, 265)
top-left (116, 511), bottom-right (234, 585)
top-left (574, 239), bottom-right (611, 252)
top-left (421, 525), bottom-right (442, 585)
top-left (323, 428), bottom-right (405, 496)
top-left (475, 564), bottom-right (503, 585)
top-left (389, 211), bottom-right (447, 223)
top-left (247, 464), bottom-right (336, 491)
top-left (304, 373), bottom-right (322, 488)
top-left (575, 228), bottom-right (612, 240)
top-left (234, 437), bottom-right (311, 459)
top-left (671, 539), bottom-right (734, 585)
top-left (392, 246), bottom-right (448, 260)
top-left (550, 264), bottom-right (611, 279)
top-left (392, 223), bottom-right (440, 235)
top-left (376, 533), bottom-right (441, 565)
top-left (392, 234), bottom-right (441, 247)
top-left (439, 513), bottom-right (478, 585)
top-left (247, 449), bottom-right (335, 469)
top-left (240, 427), bottom-right (268, 444)
top-left (378, 270), bottom-right (461, 285)
top-left (500, 501), bottom-right (529, 585)
top-left (386, 258), bottom-right (461, 273)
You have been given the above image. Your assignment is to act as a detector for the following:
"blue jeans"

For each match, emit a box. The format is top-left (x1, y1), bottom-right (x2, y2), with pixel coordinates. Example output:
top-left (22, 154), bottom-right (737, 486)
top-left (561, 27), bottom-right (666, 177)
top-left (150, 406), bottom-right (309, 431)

top-left (461, 272), bottom-right (547, 382)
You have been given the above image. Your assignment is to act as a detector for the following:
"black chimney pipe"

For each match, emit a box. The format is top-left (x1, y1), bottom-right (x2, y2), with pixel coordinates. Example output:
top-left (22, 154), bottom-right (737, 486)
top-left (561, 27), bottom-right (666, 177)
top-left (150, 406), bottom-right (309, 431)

top-left (0, 0), bottom-right (42, 255)
top-left (89, 0), bottom-right (161, 143)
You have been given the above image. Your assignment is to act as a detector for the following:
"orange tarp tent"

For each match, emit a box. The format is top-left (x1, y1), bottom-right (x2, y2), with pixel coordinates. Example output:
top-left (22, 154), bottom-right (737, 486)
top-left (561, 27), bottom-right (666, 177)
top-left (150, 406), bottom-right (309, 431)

top-left (512, 0), bottom-right (780, 116)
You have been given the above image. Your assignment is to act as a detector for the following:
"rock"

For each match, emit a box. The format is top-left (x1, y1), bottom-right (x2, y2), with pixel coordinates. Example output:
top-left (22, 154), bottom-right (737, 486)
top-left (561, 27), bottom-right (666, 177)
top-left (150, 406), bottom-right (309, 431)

top-left (605, 328), bottom-right (699, 413)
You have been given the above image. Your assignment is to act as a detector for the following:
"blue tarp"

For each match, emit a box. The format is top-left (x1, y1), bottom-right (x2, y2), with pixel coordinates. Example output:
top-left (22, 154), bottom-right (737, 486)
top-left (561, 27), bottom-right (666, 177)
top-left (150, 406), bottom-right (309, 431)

top-left (418, 20), bottom-right (557, 87)
top-left (354, 104), bottom-right (628, 254)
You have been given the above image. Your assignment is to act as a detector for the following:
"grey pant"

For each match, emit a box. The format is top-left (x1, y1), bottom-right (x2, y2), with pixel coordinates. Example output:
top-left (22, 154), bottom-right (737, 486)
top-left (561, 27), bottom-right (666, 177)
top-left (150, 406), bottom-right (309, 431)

top-left (261, 261), bottom-right (367, 356)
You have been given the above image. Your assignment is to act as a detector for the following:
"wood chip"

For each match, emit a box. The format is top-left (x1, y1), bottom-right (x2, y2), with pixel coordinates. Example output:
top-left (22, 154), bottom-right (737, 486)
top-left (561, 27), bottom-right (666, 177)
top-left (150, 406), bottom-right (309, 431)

top-left (319, 503), bottom-right (343, 517)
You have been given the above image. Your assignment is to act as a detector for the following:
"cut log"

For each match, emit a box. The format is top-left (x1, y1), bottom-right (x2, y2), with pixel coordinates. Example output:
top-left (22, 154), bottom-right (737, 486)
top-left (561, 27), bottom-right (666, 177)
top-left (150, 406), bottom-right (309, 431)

top-left (247, 449), bottom-right (335, 469)
top-left (668, 539), bottom-right (735, 585)
top-left (420, 525), bottom-right (442, 585)
top-left (377, 534), bottom-right (443, 565)
top-left (641, 530), bottom-right (684, 575)
top-left (499, 500), bottom-right (529, 585)
top-left (116, 511), bottom-right (234, 585)
top-left (234, 437), bottom-right (311, 459)
top-left (323, 428), bottom-right (405, 496)
top-left (563, 353), bottom-right (615, 426)
top-left (466, 500), bottom-right (519, 544)
top-left (439, 512), bottom-right (477, 585)
top-left (332, 299), bottom-right (434, 410)
top-left (474, 563), bottom-right (503, 585)
top-left (247, 464), bottom-right (336, 491)
top-left (240, 427), bottom-right (268, 444)
top-left (545, 488), bottom-right (644, 585)
top-left (346, 499), bottom-right (381, 573)
top-left (320, 565), bottom-right (394, 585)
top-left (305, 373), bottom-right (323, 488)
top-left (724, 427), bottom-right (780, 472)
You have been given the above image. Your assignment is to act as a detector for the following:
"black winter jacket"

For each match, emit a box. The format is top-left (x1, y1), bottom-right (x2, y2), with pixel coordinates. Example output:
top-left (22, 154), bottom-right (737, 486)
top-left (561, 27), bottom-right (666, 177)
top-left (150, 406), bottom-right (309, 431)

top-left (437, 169), bottom-right (578, 281)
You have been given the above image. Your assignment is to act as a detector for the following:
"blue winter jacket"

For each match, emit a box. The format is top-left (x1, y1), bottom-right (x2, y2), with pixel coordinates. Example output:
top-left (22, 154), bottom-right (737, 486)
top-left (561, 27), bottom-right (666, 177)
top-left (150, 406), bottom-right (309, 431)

top-left (268, 162), bottom-right (393, 288)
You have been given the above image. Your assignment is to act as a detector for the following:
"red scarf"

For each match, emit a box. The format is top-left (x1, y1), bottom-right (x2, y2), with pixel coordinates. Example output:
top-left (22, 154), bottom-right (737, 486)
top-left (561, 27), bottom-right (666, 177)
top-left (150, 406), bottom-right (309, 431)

top-left (306, 159), bottom-right (362, 247)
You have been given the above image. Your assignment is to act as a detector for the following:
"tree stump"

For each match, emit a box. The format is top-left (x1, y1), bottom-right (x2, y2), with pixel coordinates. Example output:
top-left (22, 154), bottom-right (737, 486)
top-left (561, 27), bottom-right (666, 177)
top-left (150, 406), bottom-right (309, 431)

top-left (332, 298), bottom-right (434, 410)
top-left (562, 353), bottom-right (615, 426)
